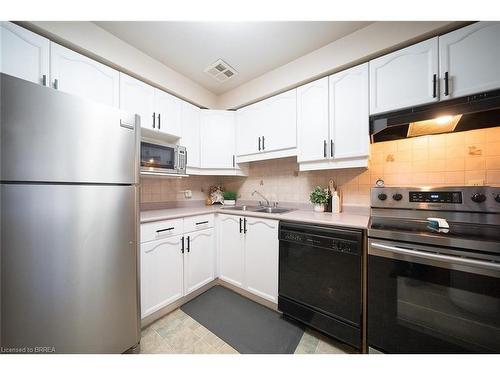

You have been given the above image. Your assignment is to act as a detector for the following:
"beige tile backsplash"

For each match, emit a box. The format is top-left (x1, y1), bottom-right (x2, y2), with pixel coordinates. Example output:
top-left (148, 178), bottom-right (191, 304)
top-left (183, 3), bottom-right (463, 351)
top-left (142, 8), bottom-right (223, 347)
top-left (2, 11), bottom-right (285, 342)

top-left (141, 126), bottom-right (500, 207)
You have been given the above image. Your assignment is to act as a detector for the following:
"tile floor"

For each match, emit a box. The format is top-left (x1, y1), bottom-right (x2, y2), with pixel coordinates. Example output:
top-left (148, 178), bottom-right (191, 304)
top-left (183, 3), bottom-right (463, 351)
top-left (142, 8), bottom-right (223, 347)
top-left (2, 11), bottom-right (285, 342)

top-left (140, 308), bottom-right (354, 354)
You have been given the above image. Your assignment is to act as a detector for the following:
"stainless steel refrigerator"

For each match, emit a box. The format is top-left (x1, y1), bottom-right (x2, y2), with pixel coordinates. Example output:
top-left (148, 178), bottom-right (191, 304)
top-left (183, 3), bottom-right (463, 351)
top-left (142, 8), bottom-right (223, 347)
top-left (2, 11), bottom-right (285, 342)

top-left (0, 73), bottom-right (141, 353)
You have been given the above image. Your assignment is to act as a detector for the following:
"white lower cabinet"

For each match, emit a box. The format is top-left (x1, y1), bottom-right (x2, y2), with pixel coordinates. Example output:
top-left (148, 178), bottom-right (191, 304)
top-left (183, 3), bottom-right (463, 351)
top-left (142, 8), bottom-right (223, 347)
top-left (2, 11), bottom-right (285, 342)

top-left (140, 214), bottom-right (215, 319)
top-left (140, 235), bottom-right (184, 319)
top-left (243, 217), bottom-right (279, 303)
top-left (217, 214), bottom-right (279, 303)
top-left (218, 215), bottom-right (245, 287)
top-left (184, 228), bottom-right (215, 295)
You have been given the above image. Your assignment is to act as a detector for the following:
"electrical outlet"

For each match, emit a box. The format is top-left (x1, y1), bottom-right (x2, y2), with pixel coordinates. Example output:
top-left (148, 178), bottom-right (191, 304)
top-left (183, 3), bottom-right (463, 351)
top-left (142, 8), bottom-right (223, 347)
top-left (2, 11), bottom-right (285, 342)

top-left (467, 179), bottom-right (484, 186)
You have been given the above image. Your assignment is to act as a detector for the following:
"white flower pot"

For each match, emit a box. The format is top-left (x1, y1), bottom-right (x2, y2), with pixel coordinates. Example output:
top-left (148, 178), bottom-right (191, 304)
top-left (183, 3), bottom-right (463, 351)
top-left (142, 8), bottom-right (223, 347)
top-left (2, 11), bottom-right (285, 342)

top-left (224, 200), bottom-right (236, 206)
top-left (313, 204), bottom-right (325, 212)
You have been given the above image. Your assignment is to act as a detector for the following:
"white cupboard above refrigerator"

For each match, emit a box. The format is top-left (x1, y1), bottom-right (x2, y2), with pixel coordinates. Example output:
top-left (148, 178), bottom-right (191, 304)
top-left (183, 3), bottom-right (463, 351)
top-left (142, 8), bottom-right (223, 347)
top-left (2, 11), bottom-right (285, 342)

top-left (50, 42), bottom-right (120, 108)
top-left (119, 73), bottom-right (155, 129)
top-left (0, 21), bottom-right (49, 86)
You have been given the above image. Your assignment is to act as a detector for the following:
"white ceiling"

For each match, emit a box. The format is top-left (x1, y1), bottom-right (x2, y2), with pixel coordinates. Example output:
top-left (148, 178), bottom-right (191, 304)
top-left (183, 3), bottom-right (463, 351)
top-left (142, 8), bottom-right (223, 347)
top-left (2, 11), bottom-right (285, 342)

top-left (94, 21), bottom-right (372, 95)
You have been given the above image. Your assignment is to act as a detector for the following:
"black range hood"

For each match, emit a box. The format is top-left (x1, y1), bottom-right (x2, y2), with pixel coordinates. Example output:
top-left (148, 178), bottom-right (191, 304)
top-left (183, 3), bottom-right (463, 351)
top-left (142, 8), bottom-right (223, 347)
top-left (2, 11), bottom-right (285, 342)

top-left (370, 89), bottom-right (500, 142)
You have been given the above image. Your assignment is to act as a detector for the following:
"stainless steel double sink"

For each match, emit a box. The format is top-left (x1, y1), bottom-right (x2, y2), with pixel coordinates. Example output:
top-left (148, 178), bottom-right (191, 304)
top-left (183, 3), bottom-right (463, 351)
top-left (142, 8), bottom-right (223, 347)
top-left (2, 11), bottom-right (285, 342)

top-left (220, 205), bottom-right (295, 214)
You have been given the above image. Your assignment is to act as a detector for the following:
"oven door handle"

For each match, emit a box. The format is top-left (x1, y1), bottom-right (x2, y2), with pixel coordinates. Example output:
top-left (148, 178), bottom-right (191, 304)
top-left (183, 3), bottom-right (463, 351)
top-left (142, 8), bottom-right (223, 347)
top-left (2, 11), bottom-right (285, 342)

top-left (369, 241), bottom-right (500, 278)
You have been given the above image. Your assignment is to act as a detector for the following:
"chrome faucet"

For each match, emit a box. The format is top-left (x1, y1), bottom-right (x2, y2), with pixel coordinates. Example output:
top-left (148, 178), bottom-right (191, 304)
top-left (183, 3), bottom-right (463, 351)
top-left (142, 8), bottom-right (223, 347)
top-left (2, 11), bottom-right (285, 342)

top-left (252, 190), bottom-right (270, 207)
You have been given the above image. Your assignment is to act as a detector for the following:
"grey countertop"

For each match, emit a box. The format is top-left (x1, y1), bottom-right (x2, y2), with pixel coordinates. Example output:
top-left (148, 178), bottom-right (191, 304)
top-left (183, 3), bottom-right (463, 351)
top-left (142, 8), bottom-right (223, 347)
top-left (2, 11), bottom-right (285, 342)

top-left (140, 205), bottom-right (369, 229)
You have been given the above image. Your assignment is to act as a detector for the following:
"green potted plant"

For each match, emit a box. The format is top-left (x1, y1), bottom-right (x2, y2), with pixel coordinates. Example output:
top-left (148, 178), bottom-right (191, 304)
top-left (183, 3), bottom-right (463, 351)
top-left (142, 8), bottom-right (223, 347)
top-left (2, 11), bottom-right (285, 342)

top-left (223, 191), bottom-right (237, 206)
top-left (309, 186), bottom-right (330, 212)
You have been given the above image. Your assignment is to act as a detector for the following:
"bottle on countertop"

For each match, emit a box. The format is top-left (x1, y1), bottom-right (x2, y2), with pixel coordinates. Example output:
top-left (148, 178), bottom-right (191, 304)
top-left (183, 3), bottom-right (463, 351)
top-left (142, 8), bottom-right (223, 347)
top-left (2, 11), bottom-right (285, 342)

top-left (331, 190), bottom-right (341, 213)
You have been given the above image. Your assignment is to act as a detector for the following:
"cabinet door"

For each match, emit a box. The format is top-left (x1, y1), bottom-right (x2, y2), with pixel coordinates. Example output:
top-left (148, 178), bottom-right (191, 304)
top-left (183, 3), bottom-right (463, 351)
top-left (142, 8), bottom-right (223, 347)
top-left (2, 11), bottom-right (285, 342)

top-left (155, 89), bottom-right (182, 137)
top-left (0, 22), bottom-right (49, 85)
top-left (50, 43), bottom-right (119, 107)
top-left (218, 215), bottom-right (244, 287)
top-left (297, 77), bottom-right (329, 162)
top-left (261, 89), bottom-right (297, 152)
top-left (439, 22), bottom-right (500, 100)
top-left (200, 110), bottom-right (236, 169)
top-left (330, 63), bottom-right (369, 159)
top-left (236, 102), bottom-right (264, 156)
top-left (119, 73), bottom-right (155, 130)
top-left (140, 235), bottom-right (184, 318)
top-left (184, 228), bottom-right (215, 295)
top-left (244, 217), bottom-right (279, 303)
top-left (369, 37), bottom-right (438, 115)
top-left (181, 101), bottom-right (201, 168)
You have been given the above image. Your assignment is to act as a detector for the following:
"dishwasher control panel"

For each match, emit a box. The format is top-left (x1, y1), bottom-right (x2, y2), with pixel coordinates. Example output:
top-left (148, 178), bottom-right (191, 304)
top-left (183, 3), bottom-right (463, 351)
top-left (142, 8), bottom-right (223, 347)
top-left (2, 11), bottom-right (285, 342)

top-left (279, 225), bottom-right (361, 256)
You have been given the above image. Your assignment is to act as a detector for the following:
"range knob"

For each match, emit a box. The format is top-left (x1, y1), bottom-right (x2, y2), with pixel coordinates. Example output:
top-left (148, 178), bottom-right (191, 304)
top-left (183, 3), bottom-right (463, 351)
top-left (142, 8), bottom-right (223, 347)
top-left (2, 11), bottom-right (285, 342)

top-left (393, 193), bottom-right (403, 201)
top-left (378, 193), bottom-right (388, 201)
top-left (495, 194), bottom-right (500, 203)
top-left (471, 193), bottom-right (486, 203)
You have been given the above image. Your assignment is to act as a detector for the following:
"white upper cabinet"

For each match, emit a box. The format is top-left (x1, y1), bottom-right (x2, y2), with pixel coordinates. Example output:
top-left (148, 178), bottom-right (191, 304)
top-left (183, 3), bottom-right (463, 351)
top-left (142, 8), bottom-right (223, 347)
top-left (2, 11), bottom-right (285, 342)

top-left (181, 101), bottom-right (201, 168)
top-left (369, 37), bottom-right (439, 115)
top-left (439, 22), bottom-right (500, 100)
top-left (235, 89), bottom-right (297, 161)
top-left (218, 215), bottom-right (244, 288)
top-left (244, 217), bottom-right (278, 303)
top-left (184, 228), bottom-right (215, 295)
top-left (297, 77), bottom-right (330, 163)
top-left (119, 73), bottom-right (155, 129)
top-left (236, 102), bottom-right (264, 156)
top-left (261, 89), bottom-right (297, 153)
top-left (50, 43), bottom-right (119, 107)
top-left (0, 22), bottom-right (49, 85)
top-left (330, 63), bottom-right (369, 159)
top-left (200, 110), bottom-right (236, 169)
top-left (140, 235), bottom-right (184, 318)
top-left (155, 89), bottom-right (182, 137)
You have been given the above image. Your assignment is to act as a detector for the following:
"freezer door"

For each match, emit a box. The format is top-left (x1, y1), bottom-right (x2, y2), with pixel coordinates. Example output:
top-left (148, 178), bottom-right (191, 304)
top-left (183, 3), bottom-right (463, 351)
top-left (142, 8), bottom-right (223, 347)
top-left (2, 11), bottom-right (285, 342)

top-left (1, 184), bottom-right (140, 353)
top-left (0, 73), bottom-right (139, 184)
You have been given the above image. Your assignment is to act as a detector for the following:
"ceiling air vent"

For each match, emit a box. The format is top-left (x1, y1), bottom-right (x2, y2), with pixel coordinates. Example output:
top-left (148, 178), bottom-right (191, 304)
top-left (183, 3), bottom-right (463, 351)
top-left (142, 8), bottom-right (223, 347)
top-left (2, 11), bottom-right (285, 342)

top-left (204, 59), bottom-right (238, 83)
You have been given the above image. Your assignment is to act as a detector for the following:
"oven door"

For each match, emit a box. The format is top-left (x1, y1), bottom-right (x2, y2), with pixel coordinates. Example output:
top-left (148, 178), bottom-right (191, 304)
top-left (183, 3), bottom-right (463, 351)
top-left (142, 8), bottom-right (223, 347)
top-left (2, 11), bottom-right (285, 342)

top-left (140, 141), bottom-right (177, 173)
top-left (368, 239), bottom-right (500, 353)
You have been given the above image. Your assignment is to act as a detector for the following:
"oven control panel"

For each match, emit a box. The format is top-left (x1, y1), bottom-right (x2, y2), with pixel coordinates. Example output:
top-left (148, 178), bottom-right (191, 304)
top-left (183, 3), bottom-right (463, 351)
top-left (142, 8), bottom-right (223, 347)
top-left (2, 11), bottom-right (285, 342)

top-left (371, 186), bottom-right (500, 213)
top-left (409, 191), bottom-right (462, 204)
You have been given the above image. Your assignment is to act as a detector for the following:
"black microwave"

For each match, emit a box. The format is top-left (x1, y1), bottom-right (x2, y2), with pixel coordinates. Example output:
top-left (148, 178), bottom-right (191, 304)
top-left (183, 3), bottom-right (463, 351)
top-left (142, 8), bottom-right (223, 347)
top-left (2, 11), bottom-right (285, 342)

top-left (140, 140), bottom-right (186, 176)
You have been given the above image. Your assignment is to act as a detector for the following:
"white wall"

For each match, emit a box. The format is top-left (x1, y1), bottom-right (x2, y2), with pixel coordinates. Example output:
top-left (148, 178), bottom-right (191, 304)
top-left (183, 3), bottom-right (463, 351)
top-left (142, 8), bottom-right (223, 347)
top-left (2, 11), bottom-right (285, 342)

top-left (216, 21), bottom-right (463, 109)
top-left (21, 21), bottom-right (217, 109)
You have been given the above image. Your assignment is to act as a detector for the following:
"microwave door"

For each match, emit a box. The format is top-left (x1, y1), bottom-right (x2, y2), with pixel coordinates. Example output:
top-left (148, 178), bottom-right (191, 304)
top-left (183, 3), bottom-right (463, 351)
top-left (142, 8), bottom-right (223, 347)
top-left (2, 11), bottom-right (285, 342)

top-left (140, 142), bottom-right (176, 172)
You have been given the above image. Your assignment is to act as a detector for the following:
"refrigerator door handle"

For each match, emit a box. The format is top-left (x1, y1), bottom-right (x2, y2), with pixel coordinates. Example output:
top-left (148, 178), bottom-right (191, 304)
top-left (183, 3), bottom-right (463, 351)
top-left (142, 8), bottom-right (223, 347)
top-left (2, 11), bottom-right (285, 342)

top-left (120, 119), bottom-right (135, 130)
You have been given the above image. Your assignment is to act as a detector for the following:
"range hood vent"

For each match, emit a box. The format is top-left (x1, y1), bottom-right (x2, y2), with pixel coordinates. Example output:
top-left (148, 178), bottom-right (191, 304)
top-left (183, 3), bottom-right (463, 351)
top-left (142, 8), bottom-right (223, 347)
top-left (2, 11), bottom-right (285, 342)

top-left (370, 89), bottom-right (500, 142)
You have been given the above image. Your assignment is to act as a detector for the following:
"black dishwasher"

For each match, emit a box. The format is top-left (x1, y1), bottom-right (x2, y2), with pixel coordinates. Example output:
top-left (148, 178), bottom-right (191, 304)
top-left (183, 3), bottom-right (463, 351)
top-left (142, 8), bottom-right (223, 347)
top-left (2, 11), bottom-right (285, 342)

top-left (278, 221), bottom-right (363, 350)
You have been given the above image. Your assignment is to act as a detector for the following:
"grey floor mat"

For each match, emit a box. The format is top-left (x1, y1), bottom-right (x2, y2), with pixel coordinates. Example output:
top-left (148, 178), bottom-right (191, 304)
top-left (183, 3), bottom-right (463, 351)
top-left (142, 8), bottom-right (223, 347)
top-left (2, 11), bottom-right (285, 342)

top-left (181, 286), bottom-right (304, 354)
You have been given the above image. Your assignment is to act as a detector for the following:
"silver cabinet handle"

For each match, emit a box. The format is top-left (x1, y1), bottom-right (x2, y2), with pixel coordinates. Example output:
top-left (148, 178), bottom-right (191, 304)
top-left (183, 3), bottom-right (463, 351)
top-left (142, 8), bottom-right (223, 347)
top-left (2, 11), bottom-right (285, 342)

top-left (370, 241), bottom-right (500, 276)
top-left (53, 79), bottom-right (59, 90)
top-left (42, 75), bottom-right (47, 86)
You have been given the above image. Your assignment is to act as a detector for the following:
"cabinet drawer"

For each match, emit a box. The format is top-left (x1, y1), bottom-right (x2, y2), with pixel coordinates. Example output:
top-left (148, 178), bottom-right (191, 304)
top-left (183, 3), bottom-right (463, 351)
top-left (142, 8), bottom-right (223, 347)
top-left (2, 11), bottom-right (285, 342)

top-left (140, 218), bottom-right (184, 243)
top-left (183, 214), bottom-right (214, 233)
